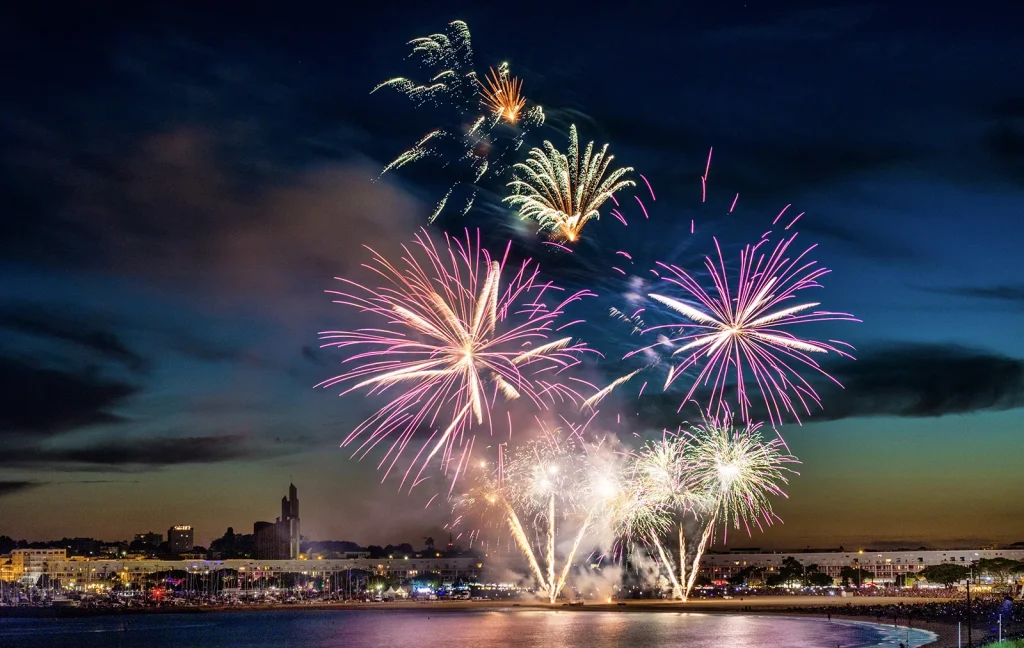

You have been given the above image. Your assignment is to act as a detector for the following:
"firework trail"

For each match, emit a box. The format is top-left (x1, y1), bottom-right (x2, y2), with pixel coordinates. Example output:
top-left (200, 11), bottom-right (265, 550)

top-left (634, 219), bottom-right (860, 427)
top-left (373, 21), bottom-right (544, 222)
top-left (678, 414), bottom-right (799, 599)
top-left (505, 124), bottom-right (635, 244)
top-left (609, 436), bottom-right (683, 596)
top-left (317, 228), bottom-right (596, 491)
top-left (455, 428), bottom-right (619, 602)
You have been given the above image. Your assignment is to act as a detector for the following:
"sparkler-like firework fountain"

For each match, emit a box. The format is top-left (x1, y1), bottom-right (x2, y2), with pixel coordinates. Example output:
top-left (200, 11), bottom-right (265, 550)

top-left (456, 430), bottom-right (620, 603)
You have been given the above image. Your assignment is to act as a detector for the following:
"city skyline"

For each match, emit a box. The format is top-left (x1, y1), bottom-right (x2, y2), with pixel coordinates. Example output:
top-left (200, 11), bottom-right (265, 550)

top-left (2, 0), bottom-right (1023, 550)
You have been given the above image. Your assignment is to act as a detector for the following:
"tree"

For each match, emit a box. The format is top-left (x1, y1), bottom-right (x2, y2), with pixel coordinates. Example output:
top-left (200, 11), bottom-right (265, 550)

top-left (977, 558), bottom-right (1023, 585)
top-left (806, 571), bottom-right (834, 587)
top-left (424, 537), bottom-right (435, 551)
top-left (766, 557), bottom-right (806, 587)
top-left (918, 564), bottom-right (969, 587)
top-left (727, 565), bottom-right (764, 586)
top-left (840, 566), bottom-right (875, 586)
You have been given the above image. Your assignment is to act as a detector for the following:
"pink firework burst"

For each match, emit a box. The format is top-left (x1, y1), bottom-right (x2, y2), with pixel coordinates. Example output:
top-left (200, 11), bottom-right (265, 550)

top-left (631, 230), bottom-right (859, 427)
top-left (317, 228), bottom-right (596, 490)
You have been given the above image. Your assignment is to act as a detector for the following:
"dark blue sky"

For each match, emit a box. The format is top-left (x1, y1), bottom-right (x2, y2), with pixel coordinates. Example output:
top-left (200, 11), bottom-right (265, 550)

top-left (1, 1), bottom-right (1022, 549)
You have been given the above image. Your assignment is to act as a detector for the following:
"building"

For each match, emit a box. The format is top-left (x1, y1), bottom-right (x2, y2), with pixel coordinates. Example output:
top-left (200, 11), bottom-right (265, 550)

top-left (167, 526), bottom-right (194, 554)
top-left (32, 555), bottom-right (483, 589)
top-left (699, 548), bottom-right (1024, 584)
top-left (134, 532), bottom-right (162, 548)
top-left (254, 483), bottom-right (300, 560)
top-left (2, 549), bottom-right (67, 585)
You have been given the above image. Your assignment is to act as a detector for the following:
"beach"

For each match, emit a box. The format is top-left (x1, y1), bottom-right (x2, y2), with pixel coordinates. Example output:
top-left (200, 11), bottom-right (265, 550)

top-left (1, 595), bottom-right (967, 646)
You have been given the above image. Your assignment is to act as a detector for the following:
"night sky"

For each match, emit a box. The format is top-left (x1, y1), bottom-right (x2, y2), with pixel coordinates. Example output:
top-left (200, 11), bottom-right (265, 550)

top-left (2, 1), bottom-right (1023, 550)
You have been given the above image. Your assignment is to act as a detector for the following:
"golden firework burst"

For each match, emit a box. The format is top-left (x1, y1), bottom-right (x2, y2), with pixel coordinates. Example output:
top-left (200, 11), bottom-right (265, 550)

top-left (479, 65), bottom-right (527, 124)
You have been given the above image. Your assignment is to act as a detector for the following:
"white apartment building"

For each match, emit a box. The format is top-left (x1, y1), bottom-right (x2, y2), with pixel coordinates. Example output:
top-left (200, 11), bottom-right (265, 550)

top-left (699, 548), bottom-right (1024, 584)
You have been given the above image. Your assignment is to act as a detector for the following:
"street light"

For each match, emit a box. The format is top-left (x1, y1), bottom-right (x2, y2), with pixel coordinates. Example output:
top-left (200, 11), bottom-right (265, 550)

top-left (966, 560), bottom-right (974, 648)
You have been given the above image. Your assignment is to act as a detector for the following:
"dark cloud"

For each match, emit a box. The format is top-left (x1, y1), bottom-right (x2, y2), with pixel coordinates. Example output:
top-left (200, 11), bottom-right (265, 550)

top-left (0, 303), bottom-right (149, 372)
top-left (798, 218), bottom-right (917, 262)
top-left (819, 344), bottom-right (1024, 420)
top-left (162, 332), bottom-right (252, 364)
top-left (926, 284), bottom-right (1024, 304)
top-left (985, 126), bottom-right (1024, 182)
top-left (624, 343), bottom-right (1024, 428)
top-left (0, 356), bottom-right (139, 436)
top-left (0, 434), bottom-right (253, 469)
top-left (985, 95), bottom-right (1024, 120)
top-left (698, 6), bottom-right (875, 45)
top-left (595, 113), bottom-right (917, 202)
top-left (0, 481), bottom-right (43, 497)
top-left (301, 345), bottom-right (326, 366)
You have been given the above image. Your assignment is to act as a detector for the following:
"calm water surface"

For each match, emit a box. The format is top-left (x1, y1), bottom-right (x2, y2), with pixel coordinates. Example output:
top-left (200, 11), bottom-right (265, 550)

top-left (0, 609), bottom-right (936, 647)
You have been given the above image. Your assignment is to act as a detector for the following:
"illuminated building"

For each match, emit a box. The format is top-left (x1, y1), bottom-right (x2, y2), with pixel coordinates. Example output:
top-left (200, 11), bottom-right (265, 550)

top-left (167, 526), bottom-right (194, 554)
top-left (32, 555), bottom-right (482, 588)
top-left (2, 549), bottom-right (67, 585)
top-left (699, 548), bottom-right (1024, 584)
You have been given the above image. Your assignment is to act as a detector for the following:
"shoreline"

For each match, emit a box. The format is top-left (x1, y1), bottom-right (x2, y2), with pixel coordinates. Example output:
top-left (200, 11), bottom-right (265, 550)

top-left (0, 596), bottom-right (962, 646)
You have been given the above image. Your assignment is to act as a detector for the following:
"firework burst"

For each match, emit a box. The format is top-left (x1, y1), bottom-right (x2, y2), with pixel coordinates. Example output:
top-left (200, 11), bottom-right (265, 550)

top-left (677, 415), bottom-right (798, 599)
top-left (506, 125), bottom-right (635, 244)
top-left (634, 227), bottom-right (859, 426)
top-left (479, 65), bottom-right (527, 124)
top-left (317, 228), bottom-right (595, 490)
top-left (497, 429), bottom-right (614, 601)
top-left (373, 22), bottom-right (544, 222)
top-left (611, 434), bottom-right (695, 600)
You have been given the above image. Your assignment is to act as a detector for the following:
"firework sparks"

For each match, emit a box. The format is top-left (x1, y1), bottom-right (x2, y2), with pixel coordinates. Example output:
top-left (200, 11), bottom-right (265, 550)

top-left (372, 21), bottom-right (476, 107)
top-left (637, 230), bottom-right (859, 426)
top-left (460, 431), bottom-right (619, 603)
top-left (611, 434), bottom-right (695, 600)
top-left (678, 415), bottom-right (798, 599)
top-left (318, 229), bottom-right (595, 490)
top-left (374, 22), bottom-right (544, 222)
top-left (479, 65), bottom-right (527, 124)
top-left (506, 125), bottom-right (635, 243)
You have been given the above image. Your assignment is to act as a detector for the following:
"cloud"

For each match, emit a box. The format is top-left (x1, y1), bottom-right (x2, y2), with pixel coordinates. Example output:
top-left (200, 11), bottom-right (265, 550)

top-left (2, 123), bottom-right (422, 303)
top-left (0, 481), bottom-right (43, 497)
top-left (0, 433), bottom-right (255, 469)
top-left (699, 6), bottom-right (875, 45)
top-left (926, 284), bottom-right (1024, 305)
top-left (301, 345), bottom-right (326, 366)
top-left (0, 356), bottom-right (140, 436)
top-left (982, 125), bottom-right (1024, 186)
top-left (624, 343), bottom-right (1024, 428)
top-left (798, 219), bottom-right (917, 262)
top-left (813, 344), bottom-right (1024, 421)
top-left (0, 303), bottom-right (149, 372)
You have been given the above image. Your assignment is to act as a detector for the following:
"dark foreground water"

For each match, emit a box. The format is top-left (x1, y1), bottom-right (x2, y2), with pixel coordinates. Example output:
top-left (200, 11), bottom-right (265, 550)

top-left (0, 609), bottom-right (936, 647)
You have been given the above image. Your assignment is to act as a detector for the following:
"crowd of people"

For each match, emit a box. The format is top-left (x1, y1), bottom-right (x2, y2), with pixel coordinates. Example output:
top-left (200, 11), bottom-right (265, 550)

top-left (786, 595), bottom-right (1022, 643)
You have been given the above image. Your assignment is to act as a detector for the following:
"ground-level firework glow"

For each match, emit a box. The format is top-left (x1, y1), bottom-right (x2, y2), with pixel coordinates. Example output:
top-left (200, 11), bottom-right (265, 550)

top-left (607, 417), bottom-right (797, 601)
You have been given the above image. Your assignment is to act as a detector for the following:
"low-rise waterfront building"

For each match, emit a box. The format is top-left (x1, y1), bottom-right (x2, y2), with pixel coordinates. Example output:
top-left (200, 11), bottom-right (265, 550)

top-left (699, 548), bottom-right (1024, 584)
top-left (17, 555), bottom-right (483, 588)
